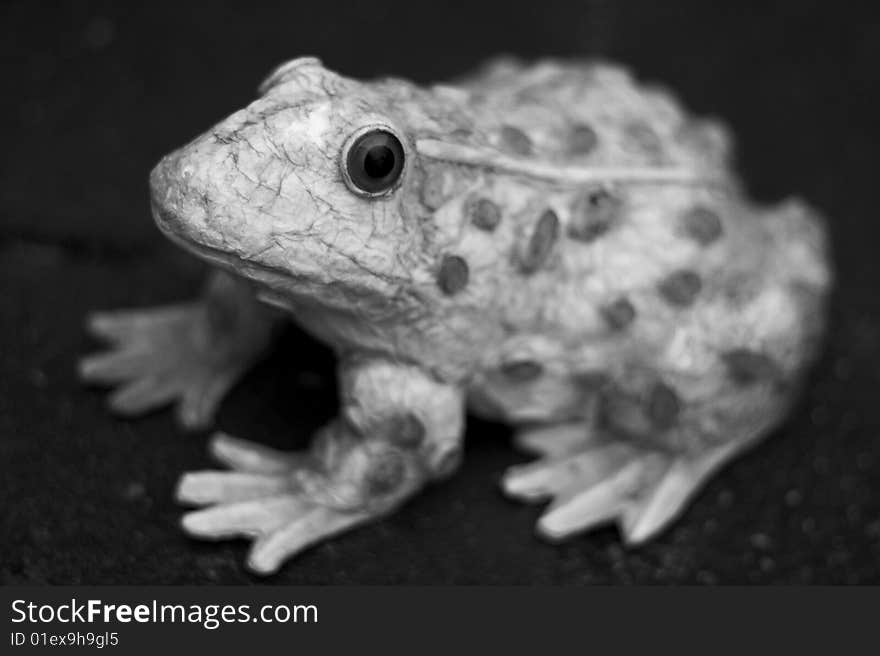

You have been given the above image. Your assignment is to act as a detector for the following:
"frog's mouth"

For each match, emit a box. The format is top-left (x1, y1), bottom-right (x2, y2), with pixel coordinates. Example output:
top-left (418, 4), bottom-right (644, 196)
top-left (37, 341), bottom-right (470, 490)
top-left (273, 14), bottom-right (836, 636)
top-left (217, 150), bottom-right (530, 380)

top-left (150, 200), bottom-right (300, 292)
top-left (151, 200), bottom-right (227, 266)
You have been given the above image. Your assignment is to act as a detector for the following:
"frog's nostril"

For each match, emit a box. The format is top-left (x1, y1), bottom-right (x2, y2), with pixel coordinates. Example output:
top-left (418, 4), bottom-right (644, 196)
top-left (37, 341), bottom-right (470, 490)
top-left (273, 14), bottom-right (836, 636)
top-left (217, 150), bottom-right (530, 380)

top-left (148, 152), bottom-right (197, 236)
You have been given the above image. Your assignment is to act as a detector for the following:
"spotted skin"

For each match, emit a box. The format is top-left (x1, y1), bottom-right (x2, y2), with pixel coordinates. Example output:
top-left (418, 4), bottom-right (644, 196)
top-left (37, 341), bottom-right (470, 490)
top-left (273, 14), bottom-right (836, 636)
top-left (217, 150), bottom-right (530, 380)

top-left (722, 349), bottom-right (779, 386)
top-left (83, 56), bottom-right (833, 571)
top-left (647, 382), bottom-right (681, 430)
top-left (384, 413), bottom-right (426, 448)
top-left (567, 188), bottom-right (620, 242)
top-left (470, 197), bottom-right (502, 231)
top-left (517, 209), bottom-right (560, 274)
top-left (624, 121), bottom-right (663, 159)
top-left (500, 125), bottom-right (533, 155)
top-left (568, 123), bottom-right (599, 155)
top-left (437, 255), bottom-right (469, 295)
top-left (682, 205), bottom-right (724, 245)
top-left (420, 170), bottom-right (447, 209)
top-left (601, 297), bottom-right (637, 331)
top-left (658, 270), bottom-right (703, 307)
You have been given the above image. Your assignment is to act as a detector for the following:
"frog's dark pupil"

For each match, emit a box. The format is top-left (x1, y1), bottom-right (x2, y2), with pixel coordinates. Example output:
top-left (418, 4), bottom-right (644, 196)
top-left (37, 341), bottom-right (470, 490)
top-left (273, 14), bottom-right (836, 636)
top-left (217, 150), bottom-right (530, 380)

top-left (363, 145), bottom-right (395, 179)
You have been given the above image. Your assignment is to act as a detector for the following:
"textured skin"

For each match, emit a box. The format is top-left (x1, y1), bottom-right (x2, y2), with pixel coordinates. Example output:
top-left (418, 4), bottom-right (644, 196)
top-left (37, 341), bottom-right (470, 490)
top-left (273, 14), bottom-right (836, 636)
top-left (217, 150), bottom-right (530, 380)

top-left (83, 57), bottom-right (831, 572)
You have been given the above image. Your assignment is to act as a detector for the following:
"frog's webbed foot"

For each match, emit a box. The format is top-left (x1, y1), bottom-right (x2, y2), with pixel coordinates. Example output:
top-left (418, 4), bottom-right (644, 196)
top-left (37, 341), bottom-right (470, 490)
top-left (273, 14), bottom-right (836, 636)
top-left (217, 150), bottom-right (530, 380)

top-left (503, 425), bottom-right (737, 545)
top-left (79, 272), bottom-right (277, 429)
top-left (177, 357), bottom-right (465, 574)
top-left (177, 428), bottom-right (424, 574)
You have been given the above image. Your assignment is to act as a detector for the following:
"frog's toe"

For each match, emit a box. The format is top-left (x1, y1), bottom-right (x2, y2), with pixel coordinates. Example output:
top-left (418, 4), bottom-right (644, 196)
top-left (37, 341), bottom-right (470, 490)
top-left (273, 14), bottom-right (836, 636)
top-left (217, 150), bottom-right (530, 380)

top-left (85, 307), bottom-right (193, 344)
top-left (177, 470), bottom-right (295, 506)
top-left (79, 348), bottom-right (157, 385)
top-left (208, 432), bottom-right (303, 474)
top-left (177, 433), bottom-right (312, 505)
top-left (617, 461), bottom-right (700, 545)
top-left (106, 375), bottom-right (184, 415)
top-left (535, 455), bottom-right (659, 541)
top-left (618, 444), bottom-right (736, 545)
top-left (175, 370), bottom-right (244, 429)
top-left (513, 422), bottom-right (595, 458)
top-left (503, 442), bottom-right (735, 544)
top-left (246, 506), bottom-right (369, 574)
top-left (502, 442), bottom-right (636, 501)
top-left (180, 496), bottom-right (308, 537)
top-left (93, 361), bottom-right (236, 428)
top-left (180, 495), bottom-right (369, 573)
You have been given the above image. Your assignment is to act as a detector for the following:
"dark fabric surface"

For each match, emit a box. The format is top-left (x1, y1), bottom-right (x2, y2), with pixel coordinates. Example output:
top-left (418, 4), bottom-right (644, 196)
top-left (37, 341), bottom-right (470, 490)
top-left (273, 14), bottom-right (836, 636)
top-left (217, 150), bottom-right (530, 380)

top-left (1, 0), bottom-right (878, 584)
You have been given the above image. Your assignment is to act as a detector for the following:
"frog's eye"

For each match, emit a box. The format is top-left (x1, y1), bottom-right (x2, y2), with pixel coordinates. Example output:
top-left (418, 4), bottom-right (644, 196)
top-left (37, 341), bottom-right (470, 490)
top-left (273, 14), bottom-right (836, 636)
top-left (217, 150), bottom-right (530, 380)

top-left (342, 127), bottom-right (405, 197)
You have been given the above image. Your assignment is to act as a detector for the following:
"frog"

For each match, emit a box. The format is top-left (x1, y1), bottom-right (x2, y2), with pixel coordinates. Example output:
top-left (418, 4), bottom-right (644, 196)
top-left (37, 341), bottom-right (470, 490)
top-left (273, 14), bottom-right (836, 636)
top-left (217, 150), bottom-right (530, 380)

top-left (79, 56), bottom-right (831, 575)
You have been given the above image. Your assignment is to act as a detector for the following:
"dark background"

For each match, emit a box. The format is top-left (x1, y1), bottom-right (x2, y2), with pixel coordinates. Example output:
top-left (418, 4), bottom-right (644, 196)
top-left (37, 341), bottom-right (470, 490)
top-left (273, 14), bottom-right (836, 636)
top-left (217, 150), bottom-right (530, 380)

top-left (1, 0), bottom-right (878, 584)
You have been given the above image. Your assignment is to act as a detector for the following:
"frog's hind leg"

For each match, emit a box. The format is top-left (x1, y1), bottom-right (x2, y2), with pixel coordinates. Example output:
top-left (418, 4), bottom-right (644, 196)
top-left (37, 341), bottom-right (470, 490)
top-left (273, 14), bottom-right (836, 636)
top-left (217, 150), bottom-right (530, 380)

top-left (505, 431), bottom-right (739, 544)
top-left (503, 378), bottom-right (783, 545)
top-left (504, 426), bottom-right (743, 544)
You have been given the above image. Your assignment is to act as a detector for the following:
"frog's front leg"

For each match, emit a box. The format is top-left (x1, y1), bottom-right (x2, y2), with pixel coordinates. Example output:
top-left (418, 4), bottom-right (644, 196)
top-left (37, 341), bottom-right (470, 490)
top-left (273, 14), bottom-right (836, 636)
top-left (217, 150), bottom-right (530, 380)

top-left (79, 270), bottom-right (280, 429)
top-left (176, 357), bottom-right (465, 574)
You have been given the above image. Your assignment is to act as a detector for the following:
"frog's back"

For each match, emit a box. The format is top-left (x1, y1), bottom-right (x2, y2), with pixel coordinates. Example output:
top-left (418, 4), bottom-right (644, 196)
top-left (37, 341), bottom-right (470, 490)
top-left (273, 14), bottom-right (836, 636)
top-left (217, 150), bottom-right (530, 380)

top-left (405, 60), bottom-right (830, 426)
top-left (453, 57), bottom-right (733, 174)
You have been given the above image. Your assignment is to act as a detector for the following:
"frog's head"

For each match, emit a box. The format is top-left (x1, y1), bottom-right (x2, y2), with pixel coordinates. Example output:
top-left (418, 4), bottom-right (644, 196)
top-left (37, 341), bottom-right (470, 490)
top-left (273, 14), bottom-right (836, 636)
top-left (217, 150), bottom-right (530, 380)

top-left (150, 57), bottom-right (458, 318)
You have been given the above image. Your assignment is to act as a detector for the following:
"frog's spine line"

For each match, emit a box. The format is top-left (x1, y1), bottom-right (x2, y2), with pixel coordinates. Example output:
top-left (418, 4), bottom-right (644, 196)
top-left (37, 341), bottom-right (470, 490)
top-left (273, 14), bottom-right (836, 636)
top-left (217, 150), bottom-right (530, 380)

top-left (415, 139), bottom-right (727, 188)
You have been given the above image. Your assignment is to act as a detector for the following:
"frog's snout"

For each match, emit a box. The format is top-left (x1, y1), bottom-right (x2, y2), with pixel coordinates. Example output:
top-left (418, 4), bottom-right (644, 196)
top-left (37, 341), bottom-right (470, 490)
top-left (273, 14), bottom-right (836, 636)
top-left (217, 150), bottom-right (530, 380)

top-left (148, 148), bottom-right (213, 246)
top-left (149, 152), bottom-right (184, 232)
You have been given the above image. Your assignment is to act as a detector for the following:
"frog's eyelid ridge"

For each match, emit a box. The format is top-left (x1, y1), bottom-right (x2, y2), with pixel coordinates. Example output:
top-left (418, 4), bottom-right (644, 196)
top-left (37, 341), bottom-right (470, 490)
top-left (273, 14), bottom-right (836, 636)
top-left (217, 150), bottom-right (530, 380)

top-left (258, 56), bottom-right (324, 95)
top-left (415, 138), bottom-right (726, 188)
